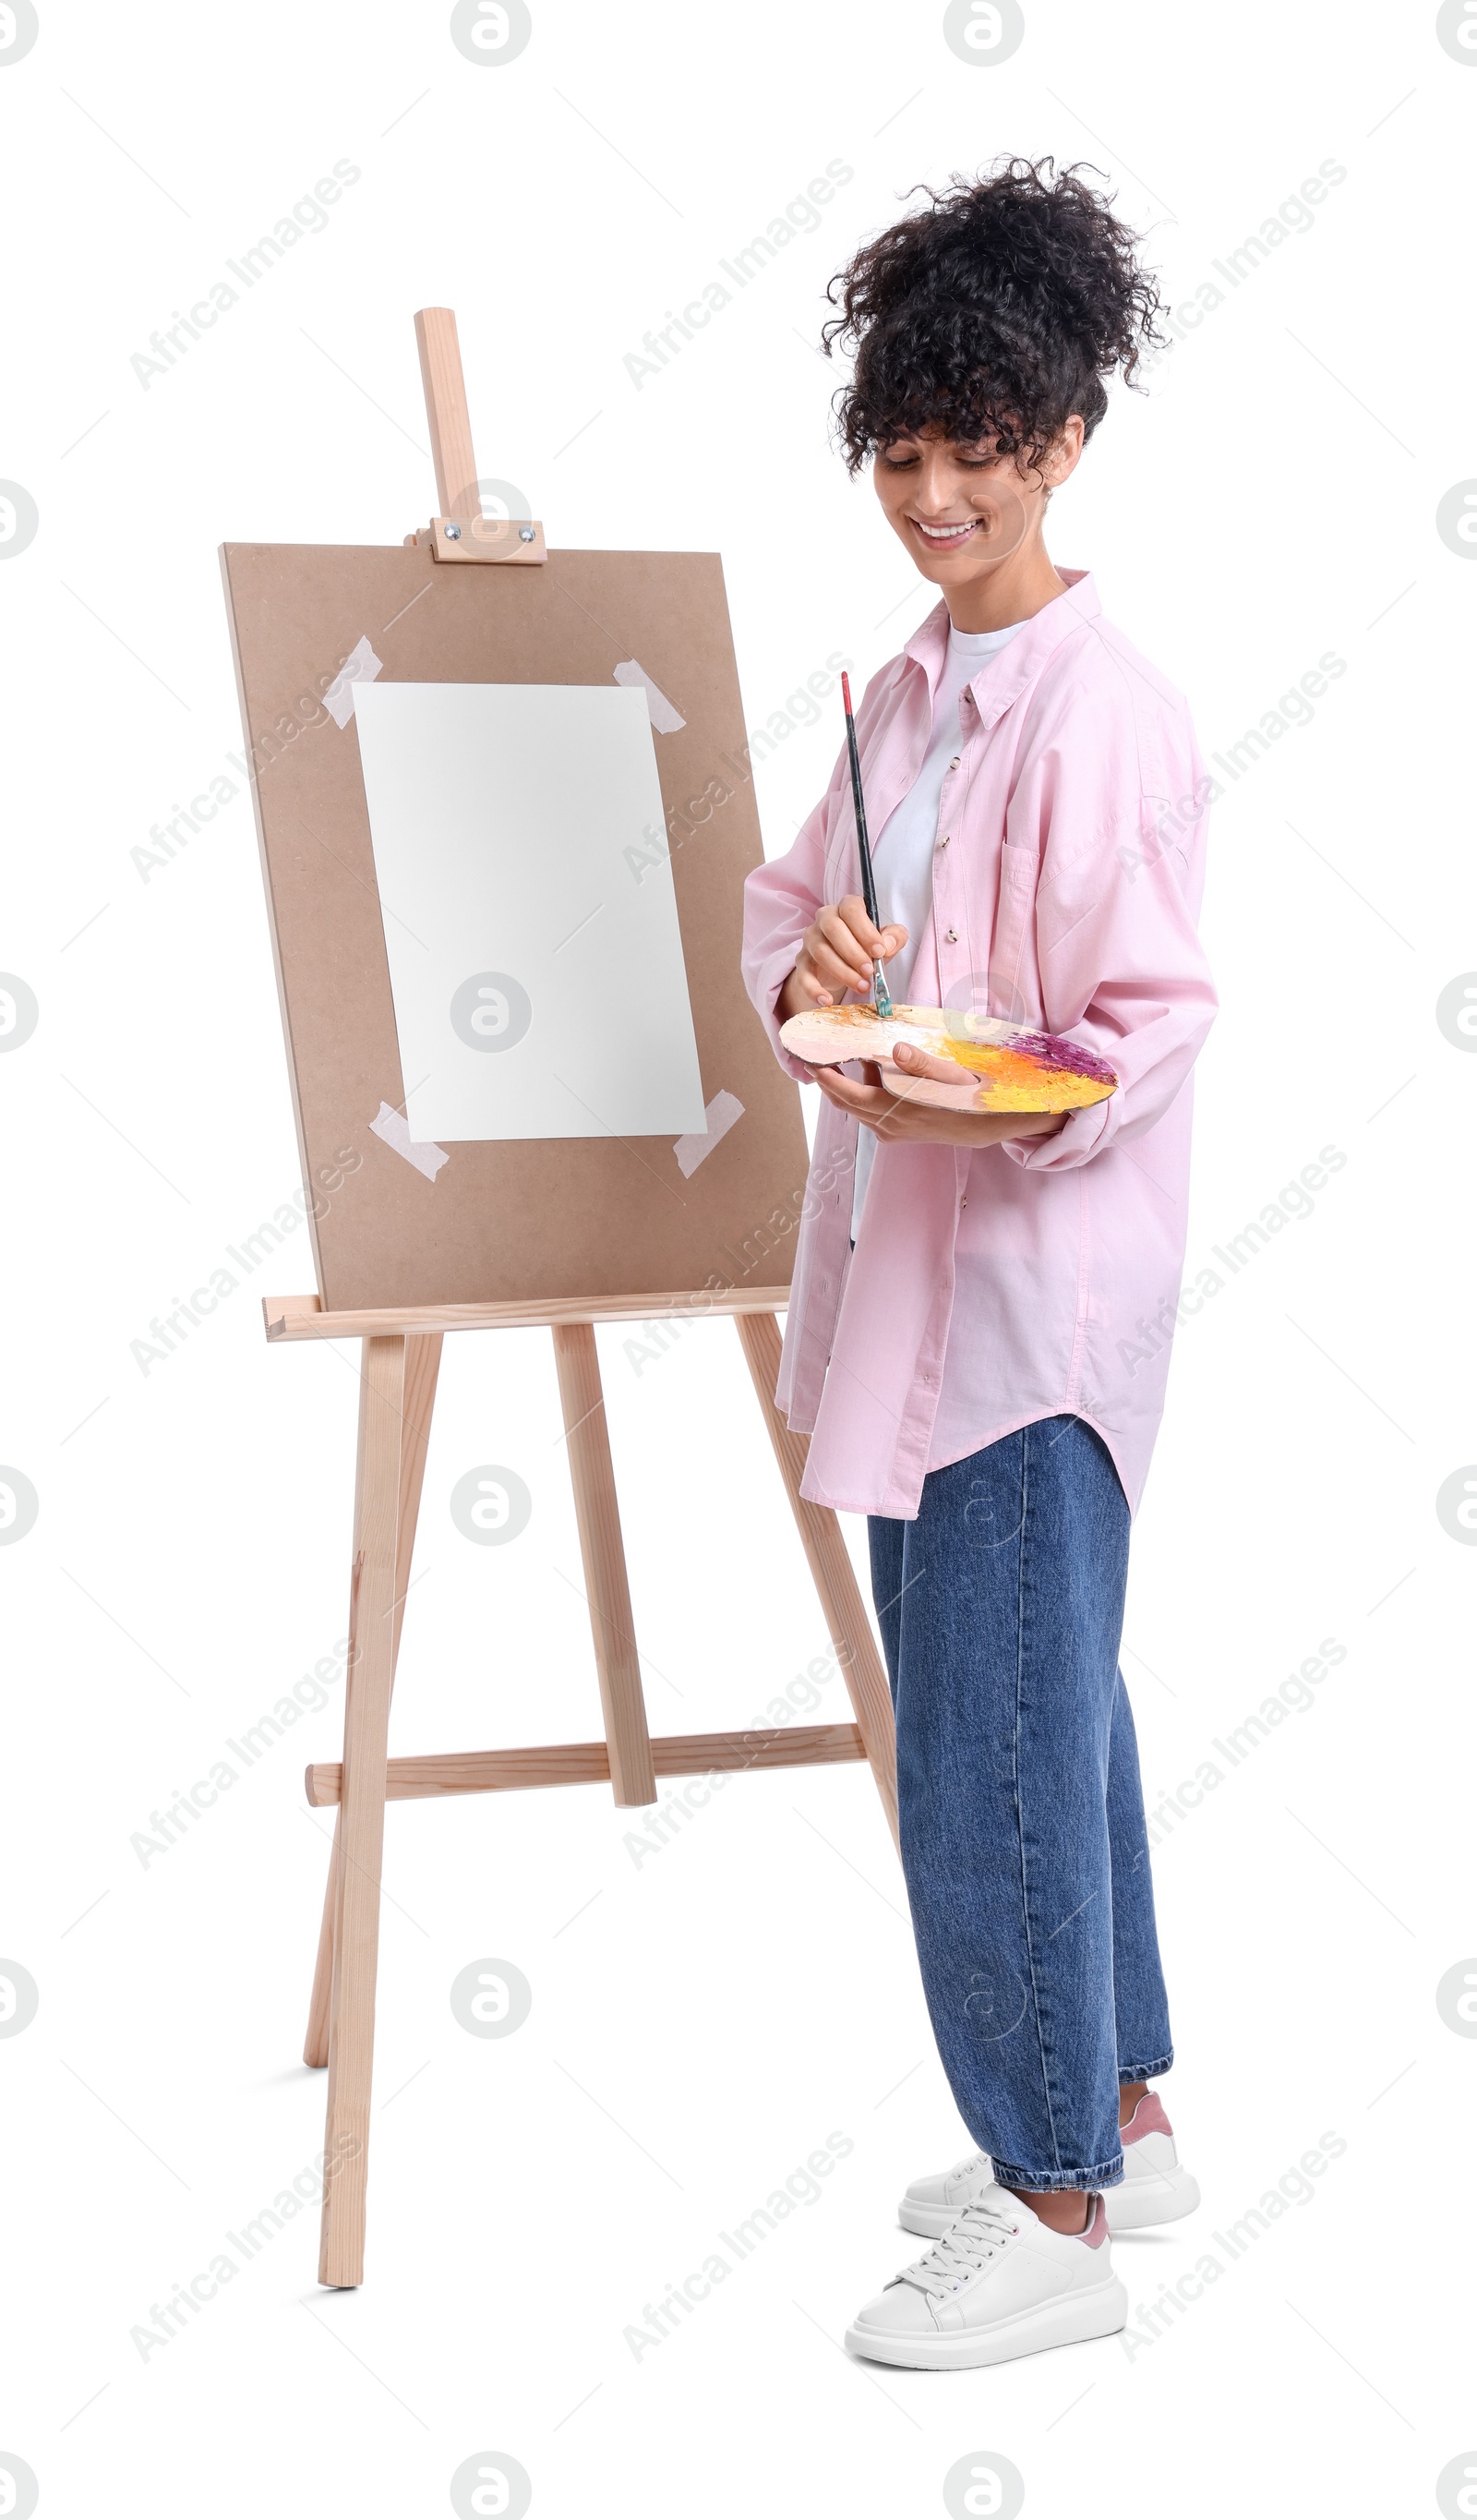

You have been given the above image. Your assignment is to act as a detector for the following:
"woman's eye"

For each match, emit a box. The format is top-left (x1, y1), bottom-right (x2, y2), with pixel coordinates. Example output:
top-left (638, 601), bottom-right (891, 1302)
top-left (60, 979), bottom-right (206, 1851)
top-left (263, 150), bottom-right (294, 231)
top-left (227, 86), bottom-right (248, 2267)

top-left (880, 450), bottom-right (919, 468)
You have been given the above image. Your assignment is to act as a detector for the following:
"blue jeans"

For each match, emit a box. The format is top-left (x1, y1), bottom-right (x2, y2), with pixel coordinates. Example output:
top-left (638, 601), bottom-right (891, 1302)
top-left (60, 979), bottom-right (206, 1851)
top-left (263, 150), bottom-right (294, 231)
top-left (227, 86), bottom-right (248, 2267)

top-left (869, 1415), bottom-right (1172, 2191)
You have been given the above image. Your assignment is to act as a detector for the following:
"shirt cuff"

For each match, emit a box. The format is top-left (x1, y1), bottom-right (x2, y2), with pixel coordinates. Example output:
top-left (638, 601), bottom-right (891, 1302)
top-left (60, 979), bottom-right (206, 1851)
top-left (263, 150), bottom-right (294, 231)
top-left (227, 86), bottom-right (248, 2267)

top-left (1003, 1092), bottom-right (1116, 1171)
top-left (755, 947), bottom-right (815, 1083)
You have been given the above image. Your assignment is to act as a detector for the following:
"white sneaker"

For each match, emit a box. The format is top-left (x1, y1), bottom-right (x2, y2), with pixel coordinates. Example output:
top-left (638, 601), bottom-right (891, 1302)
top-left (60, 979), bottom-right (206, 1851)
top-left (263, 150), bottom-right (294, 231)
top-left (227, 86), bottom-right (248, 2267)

top-left (898, 2091), bottom-right (1200, 2239)
top-left (846, 2187), bottom-right (1126, 2370)
top-left (1104, 2092), bottom-right (1201, 2229)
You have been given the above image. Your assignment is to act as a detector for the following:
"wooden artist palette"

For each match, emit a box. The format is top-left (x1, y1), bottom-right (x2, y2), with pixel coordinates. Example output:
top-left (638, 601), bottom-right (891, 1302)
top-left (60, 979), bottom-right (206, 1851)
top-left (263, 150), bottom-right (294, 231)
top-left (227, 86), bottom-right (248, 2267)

top-left (779, 1004), bottom-right (1118, 1114)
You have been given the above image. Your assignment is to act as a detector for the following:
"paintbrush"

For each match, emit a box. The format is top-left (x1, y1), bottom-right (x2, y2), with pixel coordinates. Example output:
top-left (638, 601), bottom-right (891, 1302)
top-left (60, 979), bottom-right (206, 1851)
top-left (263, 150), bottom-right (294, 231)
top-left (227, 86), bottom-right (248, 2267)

top-left (839, 671), bottom-right (893, 1019)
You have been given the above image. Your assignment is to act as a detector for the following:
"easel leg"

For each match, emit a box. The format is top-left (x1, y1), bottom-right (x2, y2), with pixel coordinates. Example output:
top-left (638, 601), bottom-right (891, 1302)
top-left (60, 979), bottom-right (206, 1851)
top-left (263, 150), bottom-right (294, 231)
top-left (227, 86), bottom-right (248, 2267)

top-left (305, 1334), bottom-right (441, 2068)
top-left (304, 1822), bottom-right (342, 2069)
top-left (318, 1333), bottom-right (410, 2288)
top-left (735, 1312), bottom-right (900, 1848)
top-left (551, 1322), bottom-right (656, 1807)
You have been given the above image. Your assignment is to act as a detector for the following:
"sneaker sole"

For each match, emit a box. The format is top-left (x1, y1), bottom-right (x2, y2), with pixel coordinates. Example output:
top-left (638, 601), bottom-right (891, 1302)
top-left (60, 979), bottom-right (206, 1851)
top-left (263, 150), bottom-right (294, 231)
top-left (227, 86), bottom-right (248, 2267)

top-left (899, 2164), bottom-right (1202, 2241)
top-left (846, 2274), bottom-right (1128, 2371)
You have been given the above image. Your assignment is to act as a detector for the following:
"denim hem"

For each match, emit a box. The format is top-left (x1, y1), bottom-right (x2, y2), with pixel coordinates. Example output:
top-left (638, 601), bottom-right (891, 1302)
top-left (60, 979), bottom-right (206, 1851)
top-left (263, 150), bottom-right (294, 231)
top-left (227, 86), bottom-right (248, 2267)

top-left (1119, 2052), bottom-right (1173, 2081)
top-left (991, 2153), bottom-right (1124, 2193)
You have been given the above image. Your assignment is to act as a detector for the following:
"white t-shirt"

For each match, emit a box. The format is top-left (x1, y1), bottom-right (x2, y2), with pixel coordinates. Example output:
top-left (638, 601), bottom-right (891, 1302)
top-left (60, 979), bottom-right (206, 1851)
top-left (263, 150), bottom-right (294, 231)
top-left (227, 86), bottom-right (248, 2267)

top-left (851, 617), bottom-right (1027, 1237)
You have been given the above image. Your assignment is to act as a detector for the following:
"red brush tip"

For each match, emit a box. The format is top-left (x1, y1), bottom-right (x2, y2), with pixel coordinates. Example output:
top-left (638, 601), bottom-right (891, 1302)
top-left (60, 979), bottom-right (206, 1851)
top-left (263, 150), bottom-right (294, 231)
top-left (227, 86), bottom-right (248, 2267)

top-left (840, 670), bottom-right (853, 714)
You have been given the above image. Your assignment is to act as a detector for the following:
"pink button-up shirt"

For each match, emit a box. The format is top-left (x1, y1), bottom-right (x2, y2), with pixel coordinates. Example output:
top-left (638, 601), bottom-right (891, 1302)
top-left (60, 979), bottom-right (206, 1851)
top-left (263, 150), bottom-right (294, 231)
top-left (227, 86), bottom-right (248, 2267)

top-left (741, 571), bottom-right (1217, 1520)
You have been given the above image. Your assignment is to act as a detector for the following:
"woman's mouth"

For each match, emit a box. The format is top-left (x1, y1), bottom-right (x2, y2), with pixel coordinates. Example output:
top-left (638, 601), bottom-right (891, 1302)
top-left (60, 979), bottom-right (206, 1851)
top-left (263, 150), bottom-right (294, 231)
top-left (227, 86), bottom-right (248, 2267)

top-left (908, 515), bottom-right (981, 551)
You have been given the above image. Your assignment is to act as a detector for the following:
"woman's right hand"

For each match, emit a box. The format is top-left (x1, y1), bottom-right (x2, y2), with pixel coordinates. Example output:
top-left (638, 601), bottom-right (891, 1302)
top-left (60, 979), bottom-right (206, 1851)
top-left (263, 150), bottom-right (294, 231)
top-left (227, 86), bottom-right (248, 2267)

top-left (775, 895), bottom-right (908, 1025)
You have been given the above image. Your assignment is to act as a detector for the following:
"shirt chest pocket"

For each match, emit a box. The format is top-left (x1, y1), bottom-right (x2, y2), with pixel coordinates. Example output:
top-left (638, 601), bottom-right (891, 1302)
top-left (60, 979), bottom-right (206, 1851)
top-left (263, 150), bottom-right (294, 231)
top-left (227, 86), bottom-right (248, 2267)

top-left (987, 841), bottom-right (1039, 1025)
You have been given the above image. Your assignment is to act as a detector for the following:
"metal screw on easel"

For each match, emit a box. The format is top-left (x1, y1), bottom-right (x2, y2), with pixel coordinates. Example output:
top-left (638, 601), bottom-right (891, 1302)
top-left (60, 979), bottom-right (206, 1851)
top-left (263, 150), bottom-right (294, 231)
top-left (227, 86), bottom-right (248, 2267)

top-left (518, 525), bottom-right (535, 542)
top-left (443, 521), bottom-right (462, 540)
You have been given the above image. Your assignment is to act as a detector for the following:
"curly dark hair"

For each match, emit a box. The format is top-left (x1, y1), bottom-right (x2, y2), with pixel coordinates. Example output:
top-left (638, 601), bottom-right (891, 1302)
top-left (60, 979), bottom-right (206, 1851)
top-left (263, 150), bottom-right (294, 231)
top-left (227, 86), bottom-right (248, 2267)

top-left (822, 156), bottom-right (1166, 477)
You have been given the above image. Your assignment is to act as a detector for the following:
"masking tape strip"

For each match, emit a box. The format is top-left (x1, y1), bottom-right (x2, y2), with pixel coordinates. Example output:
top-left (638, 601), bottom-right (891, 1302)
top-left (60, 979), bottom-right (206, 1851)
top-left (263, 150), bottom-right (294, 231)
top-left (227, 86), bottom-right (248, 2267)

top-left (325, 635), bottom-right (384, 730)
top-left (673, 1089), bottom-right (744, 1179)
top-left (369, 1100), bottom-right (449, 1183)
top-left (613, 658), bottom-right (686, 735)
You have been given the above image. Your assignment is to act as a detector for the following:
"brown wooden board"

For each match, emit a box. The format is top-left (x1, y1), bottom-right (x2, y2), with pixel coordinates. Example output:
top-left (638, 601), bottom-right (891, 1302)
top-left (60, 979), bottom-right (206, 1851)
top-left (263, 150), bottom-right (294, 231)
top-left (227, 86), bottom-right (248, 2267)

top-left (220, 542), bottom-right (811, 1312)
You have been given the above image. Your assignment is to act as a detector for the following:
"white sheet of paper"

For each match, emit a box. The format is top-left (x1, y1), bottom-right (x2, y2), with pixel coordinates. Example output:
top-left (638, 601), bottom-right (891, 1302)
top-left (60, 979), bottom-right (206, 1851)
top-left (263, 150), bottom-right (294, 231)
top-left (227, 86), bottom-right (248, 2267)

top-left (353, 681), bottom-right (707, 1144)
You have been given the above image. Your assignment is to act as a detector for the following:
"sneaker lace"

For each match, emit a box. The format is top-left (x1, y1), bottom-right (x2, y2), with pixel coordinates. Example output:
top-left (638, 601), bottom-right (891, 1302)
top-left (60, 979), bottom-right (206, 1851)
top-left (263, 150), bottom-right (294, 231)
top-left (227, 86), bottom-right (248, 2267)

top-left (897, 2191), bottom-right (1021, 2297)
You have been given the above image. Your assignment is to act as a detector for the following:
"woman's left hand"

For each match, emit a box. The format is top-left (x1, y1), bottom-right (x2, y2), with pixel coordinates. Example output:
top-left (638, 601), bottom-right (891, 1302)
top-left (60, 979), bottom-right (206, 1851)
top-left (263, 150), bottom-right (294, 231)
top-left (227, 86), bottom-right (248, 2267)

top-left (812, 1038), bottom-right (1069, 1147)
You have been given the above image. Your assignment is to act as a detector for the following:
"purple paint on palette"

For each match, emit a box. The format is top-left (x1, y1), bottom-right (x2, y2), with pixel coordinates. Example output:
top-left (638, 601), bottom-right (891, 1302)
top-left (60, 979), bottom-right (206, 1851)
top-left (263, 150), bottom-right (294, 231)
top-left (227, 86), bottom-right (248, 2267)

top-left (1013, 1031), bottom-right (1119, 1086)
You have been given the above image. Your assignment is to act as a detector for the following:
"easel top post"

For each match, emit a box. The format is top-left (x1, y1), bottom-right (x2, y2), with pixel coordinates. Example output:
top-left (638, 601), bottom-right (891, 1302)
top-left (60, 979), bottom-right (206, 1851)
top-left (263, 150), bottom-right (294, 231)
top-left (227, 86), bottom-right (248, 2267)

top-left (414, 307), bottom-right (480, 523)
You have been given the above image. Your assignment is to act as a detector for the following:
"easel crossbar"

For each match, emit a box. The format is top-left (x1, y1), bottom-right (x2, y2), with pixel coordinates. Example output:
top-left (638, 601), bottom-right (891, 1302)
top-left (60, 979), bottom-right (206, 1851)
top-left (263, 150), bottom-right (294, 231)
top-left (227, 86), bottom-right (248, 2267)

top-left (306, 1720), bottom-right (866, 1807)
top-left (263, 1289), bottom-right (795, 1342)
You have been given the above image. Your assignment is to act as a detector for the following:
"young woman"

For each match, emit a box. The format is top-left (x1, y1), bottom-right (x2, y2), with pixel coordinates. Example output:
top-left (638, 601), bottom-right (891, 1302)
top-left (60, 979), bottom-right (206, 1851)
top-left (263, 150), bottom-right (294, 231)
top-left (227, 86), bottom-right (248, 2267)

top-left (742, 159), bottom-right (1218, 2371)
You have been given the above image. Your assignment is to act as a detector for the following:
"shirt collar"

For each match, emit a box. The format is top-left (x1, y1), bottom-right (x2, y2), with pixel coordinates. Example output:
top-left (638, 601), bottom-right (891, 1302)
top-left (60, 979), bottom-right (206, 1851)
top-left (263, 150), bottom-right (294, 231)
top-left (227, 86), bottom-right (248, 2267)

top-left (901, 569), bottom-right (1100, 730)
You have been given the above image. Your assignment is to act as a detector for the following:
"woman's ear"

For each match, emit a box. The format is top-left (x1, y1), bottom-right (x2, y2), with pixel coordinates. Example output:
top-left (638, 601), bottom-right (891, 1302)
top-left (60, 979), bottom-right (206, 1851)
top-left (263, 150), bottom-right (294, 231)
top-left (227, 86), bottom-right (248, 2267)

top-left (1045, 416), bottom-right (1087, 488)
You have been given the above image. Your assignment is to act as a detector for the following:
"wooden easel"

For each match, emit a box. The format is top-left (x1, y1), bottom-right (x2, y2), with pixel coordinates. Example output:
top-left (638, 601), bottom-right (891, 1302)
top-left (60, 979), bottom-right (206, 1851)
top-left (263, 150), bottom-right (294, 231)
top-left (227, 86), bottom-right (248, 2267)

top-left (262, 312), bottom-right (898, 2290)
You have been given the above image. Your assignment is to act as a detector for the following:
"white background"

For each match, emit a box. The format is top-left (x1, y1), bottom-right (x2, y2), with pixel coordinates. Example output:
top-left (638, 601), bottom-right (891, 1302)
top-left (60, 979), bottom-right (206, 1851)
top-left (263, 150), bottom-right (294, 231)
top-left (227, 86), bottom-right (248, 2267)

top-left (1, 4), bottom-right (1472, 2515)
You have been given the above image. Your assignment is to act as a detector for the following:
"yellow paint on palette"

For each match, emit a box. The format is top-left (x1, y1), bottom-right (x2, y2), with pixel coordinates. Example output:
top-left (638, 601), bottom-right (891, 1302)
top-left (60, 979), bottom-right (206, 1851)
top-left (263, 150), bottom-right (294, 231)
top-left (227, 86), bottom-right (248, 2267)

top-left (941, 1043), bottom-right (1111, 1108)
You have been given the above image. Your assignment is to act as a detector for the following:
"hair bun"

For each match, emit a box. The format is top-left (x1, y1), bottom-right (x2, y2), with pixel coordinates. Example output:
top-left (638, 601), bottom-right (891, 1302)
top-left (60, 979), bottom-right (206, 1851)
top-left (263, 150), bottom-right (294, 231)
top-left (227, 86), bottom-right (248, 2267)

top-left (823, 156), bottom-right (1165, 474)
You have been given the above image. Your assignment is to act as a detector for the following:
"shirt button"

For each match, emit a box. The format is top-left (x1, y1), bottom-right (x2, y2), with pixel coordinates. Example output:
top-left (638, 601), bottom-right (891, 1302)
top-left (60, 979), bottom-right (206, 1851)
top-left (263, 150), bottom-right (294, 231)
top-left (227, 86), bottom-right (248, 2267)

top-left (944, 927), bottom-right (957, 943)
top-left (937, 833), bottom-right (951, 850)
top-left (949, 754), bottom-right (960, 769)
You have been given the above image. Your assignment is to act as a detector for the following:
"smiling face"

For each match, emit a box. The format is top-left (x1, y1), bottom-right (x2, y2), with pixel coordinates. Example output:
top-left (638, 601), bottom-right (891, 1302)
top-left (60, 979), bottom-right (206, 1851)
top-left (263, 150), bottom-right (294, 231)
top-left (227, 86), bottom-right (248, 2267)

top-left (872, 420), bottom-right (1085, 628)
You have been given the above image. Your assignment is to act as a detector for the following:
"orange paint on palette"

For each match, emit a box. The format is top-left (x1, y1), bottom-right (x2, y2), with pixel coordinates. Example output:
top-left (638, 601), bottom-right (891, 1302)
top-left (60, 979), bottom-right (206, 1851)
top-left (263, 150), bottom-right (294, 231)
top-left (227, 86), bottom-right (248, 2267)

top-left (943, 1043), bottom-right (1110, 1109)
